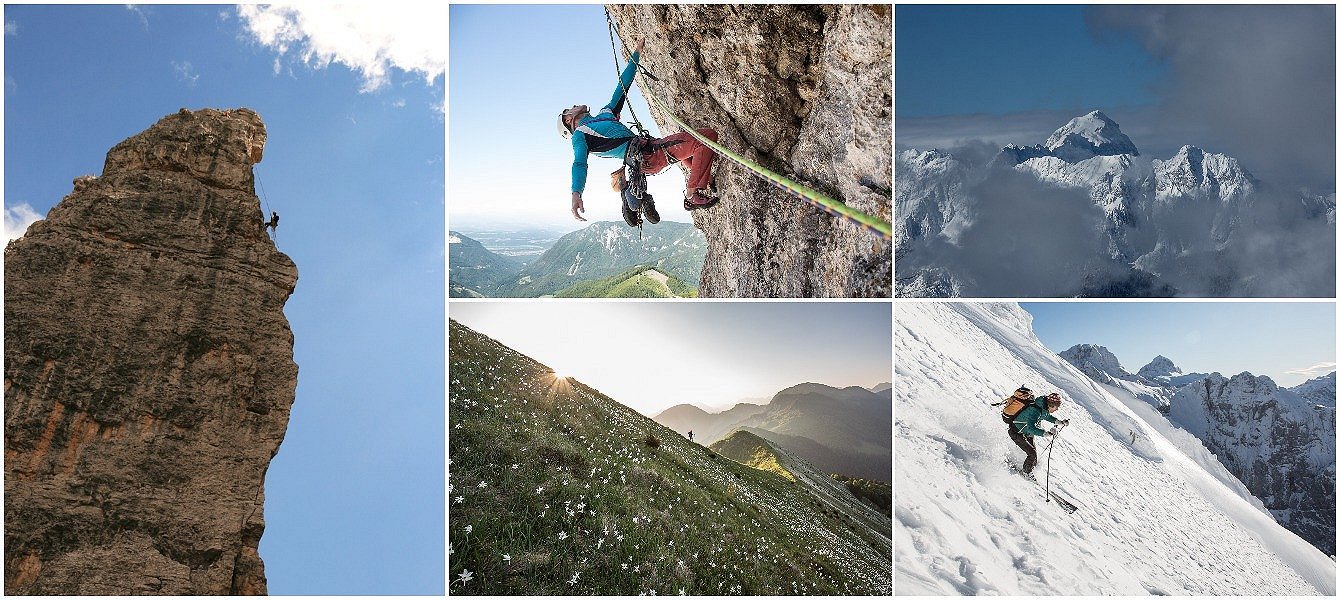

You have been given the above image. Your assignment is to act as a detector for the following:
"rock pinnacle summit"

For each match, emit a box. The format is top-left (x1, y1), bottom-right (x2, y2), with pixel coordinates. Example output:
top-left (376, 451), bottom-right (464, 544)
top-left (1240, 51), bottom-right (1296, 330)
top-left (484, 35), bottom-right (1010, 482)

top-left (5, 108), bottom-right (298, 594)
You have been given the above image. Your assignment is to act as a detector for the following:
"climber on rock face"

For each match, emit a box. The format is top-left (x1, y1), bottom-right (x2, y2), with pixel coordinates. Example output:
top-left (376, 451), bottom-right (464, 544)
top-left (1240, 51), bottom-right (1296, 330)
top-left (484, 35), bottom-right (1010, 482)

top-left (264, 211), bottom-right (279, 233)
top-left (559, 37), bottom-right (719, 224)
top-left (1001, 389), bottom-right (1069, 479)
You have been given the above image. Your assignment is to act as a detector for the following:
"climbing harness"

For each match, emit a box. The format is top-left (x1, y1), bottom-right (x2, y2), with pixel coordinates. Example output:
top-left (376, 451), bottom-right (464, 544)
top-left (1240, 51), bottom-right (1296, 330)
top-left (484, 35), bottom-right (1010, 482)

top-left (602, 13), bottom-right (893, 240)
top-left (257, 172), bottom-right (279, 244)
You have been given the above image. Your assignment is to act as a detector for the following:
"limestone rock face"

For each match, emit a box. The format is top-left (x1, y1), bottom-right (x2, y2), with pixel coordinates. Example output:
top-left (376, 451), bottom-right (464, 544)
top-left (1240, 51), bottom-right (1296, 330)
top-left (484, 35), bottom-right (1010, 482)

top-left (4, 108), bottom-right (297, 594)
top-left (608, 4), bottom-right (891, 297)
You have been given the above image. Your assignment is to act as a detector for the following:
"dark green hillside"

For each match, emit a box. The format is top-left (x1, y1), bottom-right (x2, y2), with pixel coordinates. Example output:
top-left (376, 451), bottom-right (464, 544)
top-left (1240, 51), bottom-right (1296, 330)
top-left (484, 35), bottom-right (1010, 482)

top-left (555, 266), bottom-right (697, 298)
top-left (449, 231), bottom-right (524, 297)
top-left (494, 221), bottom-right (705, 297)
top-left (448, 320), bottom-right (891, 595)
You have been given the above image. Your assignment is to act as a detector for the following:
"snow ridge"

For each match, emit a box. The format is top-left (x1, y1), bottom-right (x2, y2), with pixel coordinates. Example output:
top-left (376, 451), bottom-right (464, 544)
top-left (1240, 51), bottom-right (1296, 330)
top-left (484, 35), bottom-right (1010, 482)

top-left (896, 302), bottom-right (1334, 595)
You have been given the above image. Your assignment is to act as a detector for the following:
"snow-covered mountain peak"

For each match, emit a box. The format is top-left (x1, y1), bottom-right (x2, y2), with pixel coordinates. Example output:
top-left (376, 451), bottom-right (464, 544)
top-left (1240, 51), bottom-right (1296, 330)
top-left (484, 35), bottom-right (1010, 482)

top-left (1291, 372), bottom-right (1337, 408)
top-left (1058, 344), bottom-right (1132, 384)
top-left (1138, 355), bottom-right (1181, 378)
top-left (1153, 145), bottom-right (1256, 199)
top-left (1043, 110), bottom-right (1140, 162)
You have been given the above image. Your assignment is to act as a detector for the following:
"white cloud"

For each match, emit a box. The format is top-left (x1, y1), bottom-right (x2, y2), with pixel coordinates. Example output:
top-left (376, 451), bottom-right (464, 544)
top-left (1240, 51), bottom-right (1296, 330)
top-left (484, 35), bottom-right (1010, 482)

top-left (4, 204), bottom-right (42, 243)
top-left (392, 98), bottom-right (406, 108)
top-left (236, 4), bottom-right (445, 93)
top-left (5, 20), bottom-right (18, 36)
top-left (1285, 362), bottom-right (1337, 377)
top-left (171, 60), bottom-right (199, 86)
top-left (125, 5), bottom-right (149, 29)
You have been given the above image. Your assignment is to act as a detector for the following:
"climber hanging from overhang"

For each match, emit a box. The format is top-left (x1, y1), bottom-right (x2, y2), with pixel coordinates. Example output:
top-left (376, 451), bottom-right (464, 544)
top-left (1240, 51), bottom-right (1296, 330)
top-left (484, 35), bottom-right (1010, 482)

top-left (558, 36), bottom-right (720, 228)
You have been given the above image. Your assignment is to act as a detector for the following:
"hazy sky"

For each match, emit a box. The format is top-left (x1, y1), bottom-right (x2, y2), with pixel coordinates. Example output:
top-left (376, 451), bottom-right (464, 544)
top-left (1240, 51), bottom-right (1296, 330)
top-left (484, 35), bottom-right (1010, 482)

top-left (896, 5), bottom-right (1336, 192)
top-left (450, 302), bottom-right (893, 415)
top-left (5, 5), bottom-right (443, 593)
top-left (1024, 302), bottom-right (1336, 387)
top-left (449, 4), bottom-right (690, 231)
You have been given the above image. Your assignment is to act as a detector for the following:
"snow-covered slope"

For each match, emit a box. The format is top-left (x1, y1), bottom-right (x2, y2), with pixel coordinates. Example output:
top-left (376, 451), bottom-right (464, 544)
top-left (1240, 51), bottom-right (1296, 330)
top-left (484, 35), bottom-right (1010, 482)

top-left (895, 303), bottom-right (1334, 595)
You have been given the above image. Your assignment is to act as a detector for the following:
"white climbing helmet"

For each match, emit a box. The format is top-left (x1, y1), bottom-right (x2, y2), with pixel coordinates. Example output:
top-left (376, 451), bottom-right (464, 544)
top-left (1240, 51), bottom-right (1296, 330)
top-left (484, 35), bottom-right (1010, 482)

top-left (558, 111), bottom-right (572, 140)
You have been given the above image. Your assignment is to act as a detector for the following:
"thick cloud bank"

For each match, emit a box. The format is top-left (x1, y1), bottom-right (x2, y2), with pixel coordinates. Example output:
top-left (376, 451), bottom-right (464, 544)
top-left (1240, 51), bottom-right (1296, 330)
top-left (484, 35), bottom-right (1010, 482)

top-left (1088, 5), bottom-right (1336, 192)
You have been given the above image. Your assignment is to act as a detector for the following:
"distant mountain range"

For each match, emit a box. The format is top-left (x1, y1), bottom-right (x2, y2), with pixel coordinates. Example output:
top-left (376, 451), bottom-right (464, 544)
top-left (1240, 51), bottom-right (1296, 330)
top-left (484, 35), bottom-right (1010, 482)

top-left (449, 319), bottom-right (890, 594)
top-left (897, 110), bottom-right (1335, 297)
top-left (654, 382), bottom-right (892, 480)
top-left (449, 231), bottom-right (524, 297)
top-left (450, 221), bottom-right (707, 297)
top-left (1060, 344), bottom-right (1336, 555)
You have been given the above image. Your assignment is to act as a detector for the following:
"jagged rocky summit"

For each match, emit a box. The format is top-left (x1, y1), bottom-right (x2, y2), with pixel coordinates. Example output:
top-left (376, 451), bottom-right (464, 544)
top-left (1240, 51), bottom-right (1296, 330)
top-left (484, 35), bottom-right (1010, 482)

top-left (607, 4), bottom-right (891, 297)
top-left (896, 109), bottom-right (1336, 297)
top-left (4, 108), bottom-right (298, 594)
top-left (1170, 372), bottom-right (1337, 556)
top-left (1059, 344), bottom-right (1336, 556)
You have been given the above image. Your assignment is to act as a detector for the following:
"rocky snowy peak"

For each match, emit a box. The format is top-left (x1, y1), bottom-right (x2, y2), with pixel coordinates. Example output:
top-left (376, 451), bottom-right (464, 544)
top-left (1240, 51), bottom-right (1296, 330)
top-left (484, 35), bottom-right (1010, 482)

top-left (1138, 355), bottom-right (1181, 380)
top-left (1136, 355), bottom-right (1208, 388)
top-left (895, 148), bottom-right (975, 248)
top-left (1059, 344), bottom-right (1134, 384)
top-left (896, 302), bottom-right (1334, 594)
top-left (1291, 372), bottom-right (1337, 408)
top-left (1043, 110), bottom-right (1141, 162)
top-left (1153, 145), bottom-right (1256, 201)
top-left (1169, 372), bottom-right (1336, 555)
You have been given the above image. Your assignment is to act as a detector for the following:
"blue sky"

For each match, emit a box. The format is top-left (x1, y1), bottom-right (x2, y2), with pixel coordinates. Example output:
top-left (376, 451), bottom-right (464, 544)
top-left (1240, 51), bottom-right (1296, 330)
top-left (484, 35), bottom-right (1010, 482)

top-left (1024, 302), bottom-right (1336, 387)
top-left (450, 302), bottom-right (892, 415)
top-left (895, 5), bottom-right (1160, 118)
top-left (5, 5), bottom-right (443, 594)
top-left (450, 4), bottom-right (689, 231)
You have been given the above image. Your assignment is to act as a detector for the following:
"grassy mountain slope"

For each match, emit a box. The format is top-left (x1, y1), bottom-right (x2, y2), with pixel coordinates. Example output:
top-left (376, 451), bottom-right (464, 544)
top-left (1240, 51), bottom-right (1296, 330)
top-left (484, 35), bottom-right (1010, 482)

top-left (449, 231), bottom-right (524, 297)
top-left (449, 320), bottom-right (891, 595)
top-left (710, 431), bottom-right (892, 538)
top-left (494, 221), bottom-right (705, 297)
top-left (555, 266), bottom-right (697, 298)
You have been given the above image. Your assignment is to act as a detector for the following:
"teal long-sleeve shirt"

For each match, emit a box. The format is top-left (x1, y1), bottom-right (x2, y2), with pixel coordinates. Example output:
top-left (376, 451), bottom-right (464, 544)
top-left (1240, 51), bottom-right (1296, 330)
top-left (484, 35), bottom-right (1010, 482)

top-left (570, 51), bottom-right (640, 193)
top-left (1012, 397), bottom-right (1059, 436)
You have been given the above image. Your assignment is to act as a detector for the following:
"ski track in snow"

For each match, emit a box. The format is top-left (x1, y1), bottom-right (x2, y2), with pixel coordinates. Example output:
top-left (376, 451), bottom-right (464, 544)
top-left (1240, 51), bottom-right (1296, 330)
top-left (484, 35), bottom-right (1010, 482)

top-left (895, 302), bottom-right (1335, 596)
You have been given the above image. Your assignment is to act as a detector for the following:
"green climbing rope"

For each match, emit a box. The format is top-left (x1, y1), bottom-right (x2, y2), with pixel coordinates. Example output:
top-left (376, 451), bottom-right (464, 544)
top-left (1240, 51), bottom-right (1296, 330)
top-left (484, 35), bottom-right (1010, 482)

top-left (604, 14), bottom-right (891, 239)
top-left (646, 93), bottom-right (892, 240)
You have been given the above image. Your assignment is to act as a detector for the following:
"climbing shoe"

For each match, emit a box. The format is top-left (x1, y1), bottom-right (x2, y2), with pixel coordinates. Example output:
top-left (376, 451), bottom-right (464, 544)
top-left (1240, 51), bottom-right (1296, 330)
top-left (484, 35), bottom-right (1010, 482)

top-left (642, 194), bottom-right (660, 224)
top-left (622, 200), bottom-right (642, 227)
top-left (684, 191), bottom-right (719, 211)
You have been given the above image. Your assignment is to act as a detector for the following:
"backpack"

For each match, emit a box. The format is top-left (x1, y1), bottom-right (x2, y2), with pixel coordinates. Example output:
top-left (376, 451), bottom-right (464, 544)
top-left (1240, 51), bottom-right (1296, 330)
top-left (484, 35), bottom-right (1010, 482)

top-left (1001, 396), bottom-right (1032, 418)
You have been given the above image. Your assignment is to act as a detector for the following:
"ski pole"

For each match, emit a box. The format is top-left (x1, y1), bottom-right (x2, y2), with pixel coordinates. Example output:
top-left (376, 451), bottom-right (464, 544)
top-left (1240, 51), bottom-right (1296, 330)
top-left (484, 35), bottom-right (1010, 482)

top-left (1045, 421), bottom-right (1067, 503)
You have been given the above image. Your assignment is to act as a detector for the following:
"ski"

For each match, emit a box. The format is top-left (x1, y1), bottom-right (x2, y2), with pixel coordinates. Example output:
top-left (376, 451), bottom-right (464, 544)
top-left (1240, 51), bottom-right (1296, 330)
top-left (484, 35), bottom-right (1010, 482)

top-left (1046, 489), bottom-right (1079, 513)
top-left (1006, 461), bottom-right (1080, 513)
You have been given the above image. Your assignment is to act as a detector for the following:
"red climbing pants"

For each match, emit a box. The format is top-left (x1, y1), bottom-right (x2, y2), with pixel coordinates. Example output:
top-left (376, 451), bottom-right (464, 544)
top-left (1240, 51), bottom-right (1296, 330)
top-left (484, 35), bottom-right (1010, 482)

top-left (642, 129), bottom-right (717, 198)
